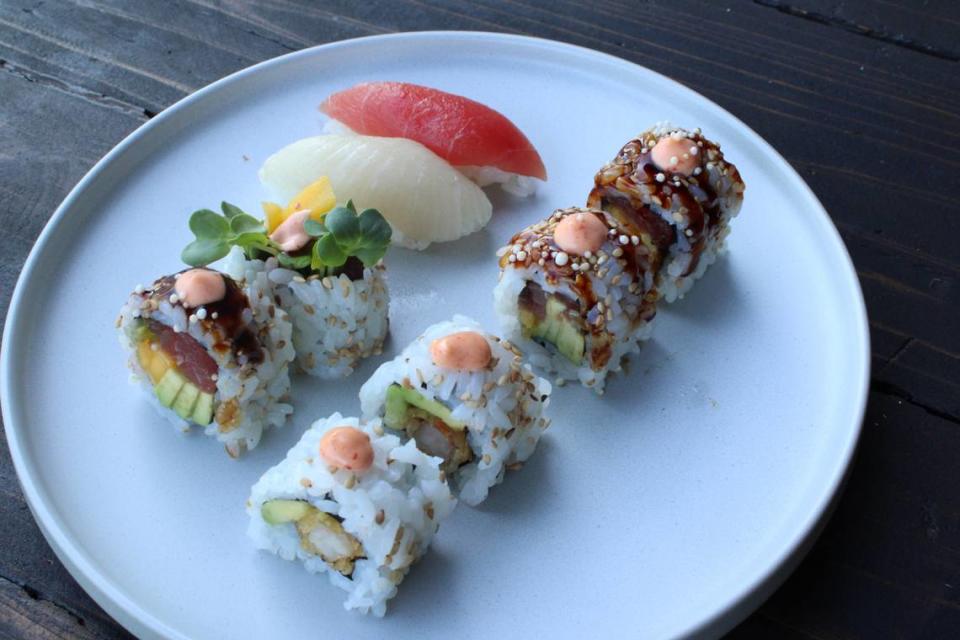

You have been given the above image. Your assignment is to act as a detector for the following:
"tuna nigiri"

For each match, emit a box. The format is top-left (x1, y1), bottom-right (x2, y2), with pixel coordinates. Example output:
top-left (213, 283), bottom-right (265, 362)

top-left (320, 82), bottom-right (547, 195)
top-left (259, 134), bottom-right (492, 250)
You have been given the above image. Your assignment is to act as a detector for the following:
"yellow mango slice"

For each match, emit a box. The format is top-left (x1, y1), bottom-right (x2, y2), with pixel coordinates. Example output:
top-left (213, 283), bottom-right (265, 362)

top-left (262, 201), bottom-right (285, 234)
top-left (137, 340), bottom-right (173, 385)
top-left (283, 176), bottom-right (335, 222)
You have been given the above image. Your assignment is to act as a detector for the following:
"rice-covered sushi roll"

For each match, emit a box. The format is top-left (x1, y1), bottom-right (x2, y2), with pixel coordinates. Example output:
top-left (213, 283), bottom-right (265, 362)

top-left (182, 193), bottom-right (392, 379)
top-left (359, 316), bottom-right (551, 506)
top-left (588, 122), bottom-right (745, 302)
top-left (494, 206), bottom-right (661, 392)
top-left (117, 268), bottom-right (295, 456)
top-left (247, 413), bottom-right (456, 616)
top-left (223, 246), bottom-right (389, 379)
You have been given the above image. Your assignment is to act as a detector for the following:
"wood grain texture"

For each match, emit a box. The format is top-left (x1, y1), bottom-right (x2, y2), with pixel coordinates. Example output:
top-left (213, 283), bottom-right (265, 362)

top-left (0, 1), bottom-right (958, 638)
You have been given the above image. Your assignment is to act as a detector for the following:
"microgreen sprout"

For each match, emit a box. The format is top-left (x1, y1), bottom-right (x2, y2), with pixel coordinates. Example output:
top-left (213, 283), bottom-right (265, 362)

top-left (181, 200), bottom-right (391, 275)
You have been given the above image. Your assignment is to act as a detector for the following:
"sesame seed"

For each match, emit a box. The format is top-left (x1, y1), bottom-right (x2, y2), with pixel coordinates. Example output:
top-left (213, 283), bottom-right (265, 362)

top-left (669, 156), bottom-right (678, 166)
top-left (169, 294), bottom-right (180, 304)
top-left (538, 258), bottom-right (546, 266)
top-left (583, 250), bottom-right (592, 259)
top-left (693, 167), bottom-right (702, 176)
top-left (134, 284), bottom-right (145, 294)
top-left (196, 308), bottom-right (207, 320)
top-left (189, 314), bottom-right (198, 323)
top-left (685, 229), bottom-right (694, 237)
top-left (508, 254), bottom-right (517, 263)
top-left (150, 343), bottom-right (159, 352)
top-left (555, 252), bottom-right (569, 266)
top-left (517, 250), bottom-right (527, 261)
top-left (612, 247), bottom-right (624, 257)
top-left (211, 312), bottom-right (219, 319)
top-left (608, 228), bottom-right (616, 236)
top-left (631, 235), bottom-right (640, 245)
top-left (619, 235), bottom-right (629, 245)
top-left (655, 173), bottom-right (666, 183)
top-left (211, 374), bottom-right (218, 381)
top-left (690, 146), bottom-right (699, 156)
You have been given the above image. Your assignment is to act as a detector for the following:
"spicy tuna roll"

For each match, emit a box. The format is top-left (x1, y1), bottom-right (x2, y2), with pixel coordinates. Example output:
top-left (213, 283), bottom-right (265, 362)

top-left (494, 206), bottom-right (661, 392)
top-left (182, 185), bottom-right (391, 379)
top-left (359, 316), bottom-right (551, 506)
top-left (247, 413), bottom-right (456, 616)
top-left (117, 268), bottom-right (295, 456)
top-left (588, 122), bottom-right (745, 302)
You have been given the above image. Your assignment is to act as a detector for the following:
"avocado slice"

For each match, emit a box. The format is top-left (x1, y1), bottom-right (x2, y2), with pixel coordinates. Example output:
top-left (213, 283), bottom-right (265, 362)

top-left (130, 320), bottom-right (154, 343)
top-left (192, 392), bottom-right (214, 426)
top-left (154, 369), bottom-right (186, 407)
top-left (383, 384), bottom-right (464, 431)
top-left (525, 296), bottom-right (585, 364)
top-left (172, 382), bottom-right (200, 420)
top-left (262, 499), bottom-right (314, 525)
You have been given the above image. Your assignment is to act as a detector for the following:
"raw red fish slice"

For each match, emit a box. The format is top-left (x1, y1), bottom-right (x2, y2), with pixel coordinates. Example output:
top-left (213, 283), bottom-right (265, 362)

top-left (320, 82), bottom-right (547, 181)
top-left (150, 321), bottom-right (218, 393)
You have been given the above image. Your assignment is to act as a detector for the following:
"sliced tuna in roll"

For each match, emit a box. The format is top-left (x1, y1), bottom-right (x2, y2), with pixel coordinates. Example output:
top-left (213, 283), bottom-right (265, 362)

top-left (117, 267), bottom-right (295, 456)
top-left (588, 122), bottom-right (745, 302)
top-left (359, 315), bottom-right (551, 506)
top-left (494, 206), bottom-right (661, 392)
top-left (247, 413), bottom-right (456, 616)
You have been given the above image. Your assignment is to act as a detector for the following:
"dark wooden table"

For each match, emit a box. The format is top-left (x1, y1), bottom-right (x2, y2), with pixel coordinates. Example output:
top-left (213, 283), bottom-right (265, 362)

top-left (1, 1), bottom-right (958, 638)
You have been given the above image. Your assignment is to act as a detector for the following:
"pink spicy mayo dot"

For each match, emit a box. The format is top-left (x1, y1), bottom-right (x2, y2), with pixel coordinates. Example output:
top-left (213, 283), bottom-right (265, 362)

top-left (175, 269), bottom-right (226, 307)
top-left (650, 136), bottom-right (700, 176)
top-left (269, 209), bottom-right (313, 252)
top-left (429, 331), bottom-right (492, 371)
top-left (553, 211), bottom-right (607, 256)
top-left (319, 426), bottom-right (374, 472)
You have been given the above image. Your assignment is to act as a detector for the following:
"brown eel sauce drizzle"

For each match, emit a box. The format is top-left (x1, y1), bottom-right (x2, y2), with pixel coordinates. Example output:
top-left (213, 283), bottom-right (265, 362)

top-left (148, 270), bottom-right (265, 365)
top-left (588, 133), bottom-right (732, 277)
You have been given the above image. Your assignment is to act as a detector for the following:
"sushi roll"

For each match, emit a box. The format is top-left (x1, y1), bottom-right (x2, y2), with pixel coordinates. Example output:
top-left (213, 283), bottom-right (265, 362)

top-left (117, 268), bottom-right (295, 456)
top-left (493, 206), bottom-right (662, 392)
top-left (588, 122), bottom-right (745, 302)
top-left (182, 196), bottom-right (392, 379)
top-left (247, 413), bottom-right (456, 616)
top-left (359, 316), bottom-right (551, 506)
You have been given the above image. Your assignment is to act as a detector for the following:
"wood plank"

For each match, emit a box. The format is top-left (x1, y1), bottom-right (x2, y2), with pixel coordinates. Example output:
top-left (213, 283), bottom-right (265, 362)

top-left (0, 574), bottom-right (131, 640)
top-left (754, 0), bottom-right (960, 61)
top-left (731, 390), bottom-right (960, 638)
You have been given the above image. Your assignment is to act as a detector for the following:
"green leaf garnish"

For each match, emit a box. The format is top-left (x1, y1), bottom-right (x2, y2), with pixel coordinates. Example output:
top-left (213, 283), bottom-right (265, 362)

top-left (181, 198), bottom-right (391, 272)
top-left (277, 252), bottom-right (312, 270)
top-left (190, 209), bottom-right (230, 239)
top-left (182, 238), bottom-right (230, 267)
top-left (221, 201), bottom-right (246, 219)
top-left (304, 218), bottom-right (326, 237)
top-left (229, 213), bottom-right (265, 235)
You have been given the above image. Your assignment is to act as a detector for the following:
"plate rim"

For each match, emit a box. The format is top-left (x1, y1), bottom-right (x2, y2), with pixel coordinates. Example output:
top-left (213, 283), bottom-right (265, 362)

top-left (0, 30), bottom-right (870, 640)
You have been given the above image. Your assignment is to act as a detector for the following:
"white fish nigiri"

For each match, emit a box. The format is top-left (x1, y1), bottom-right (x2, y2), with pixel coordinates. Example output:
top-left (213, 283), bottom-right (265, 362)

top-left (259, 134), bottom-right (492, 250)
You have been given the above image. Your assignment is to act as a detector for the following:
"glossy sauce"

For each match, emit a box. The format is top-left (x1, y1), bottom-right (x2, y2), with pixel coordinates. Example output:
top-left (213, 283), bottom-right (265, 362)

top-left (149, 271), bottom-right (265, 365)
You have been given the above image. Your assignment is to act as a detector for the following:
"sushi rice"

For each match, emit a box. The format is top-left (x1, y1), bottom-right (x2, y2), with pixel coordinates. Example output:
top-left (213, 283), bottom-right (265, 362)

top-left (223, 247), bottom-right (388, 379)
top-left (589, 122), bottom-right (745, 302)
top-left (117, 269), bottom-right (295, 456)
top-left (247, 413), bottom-right (456, 616)
top-left (359, 315), bottom-right (551, 506)
top-left (494, 207), bottom-right (660, 393)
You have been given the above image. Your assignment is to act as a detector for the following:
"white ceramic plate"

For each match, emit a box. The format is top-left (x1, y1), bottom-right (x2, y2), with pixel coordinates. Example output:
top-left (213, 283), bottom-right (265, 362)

top-left (1, 32), bottom-right (869, 639)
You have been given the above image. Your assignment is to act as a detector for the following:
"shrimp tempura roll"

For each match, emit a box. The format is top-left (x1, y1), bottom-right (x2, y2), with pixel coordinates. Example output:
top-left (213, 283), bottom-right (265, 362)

top-left (117, 268), bottom-right (295, 456)
top-left (247, 414), bottom-right (456, 616)
top-left (494, 206), bottom-right (661, 392)
top-left (359, 316), bottom-right (551, 506)
top-left (588, 122), bottom-right (745, 302)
